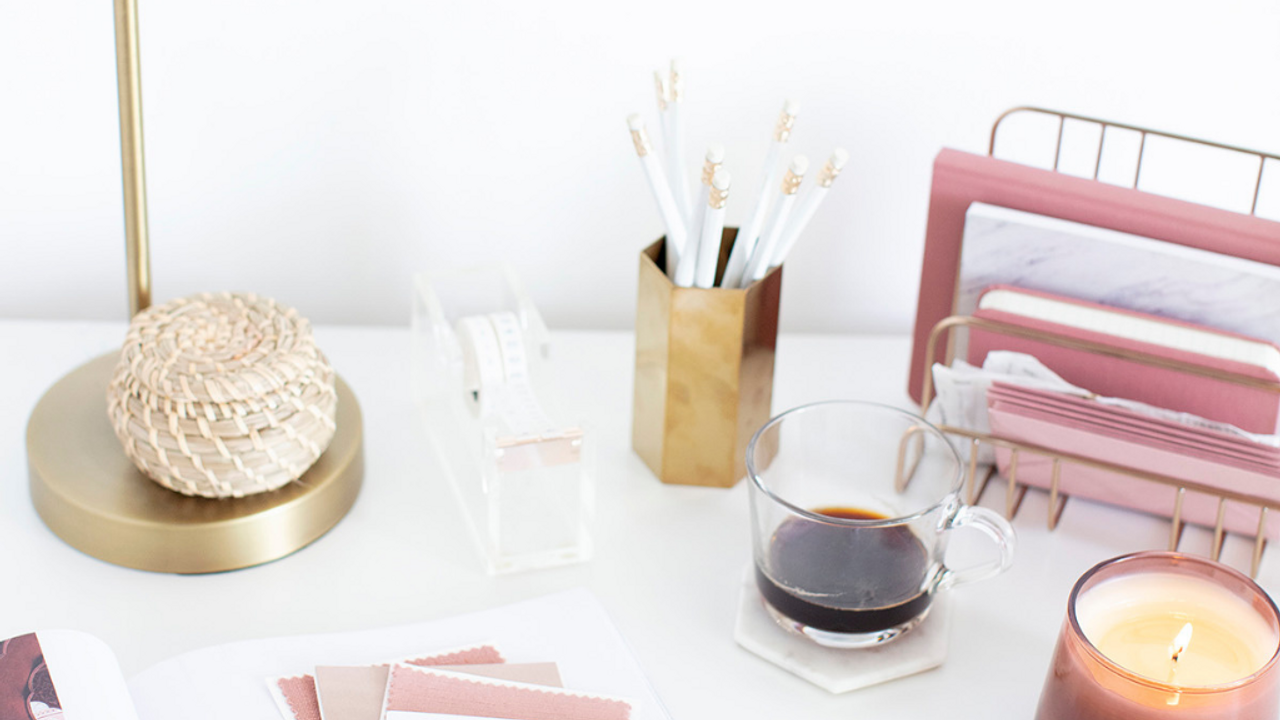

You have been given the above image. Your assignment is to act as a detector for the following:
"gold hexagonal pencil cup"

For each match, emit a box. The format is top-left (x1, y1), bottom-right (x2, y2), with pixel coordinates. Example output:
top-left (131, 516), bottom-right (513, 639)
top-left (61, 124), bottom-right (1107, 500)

top-left (632, 229), bottom-right (782, 488)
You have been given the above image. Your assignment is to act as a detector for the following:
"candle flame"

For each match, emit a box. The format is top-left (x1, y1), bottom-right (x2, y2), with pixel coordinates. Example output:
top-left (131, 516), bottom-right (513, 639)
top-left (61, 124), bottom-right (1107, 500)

top-left (1171, 623), bottom-right (1194, 662)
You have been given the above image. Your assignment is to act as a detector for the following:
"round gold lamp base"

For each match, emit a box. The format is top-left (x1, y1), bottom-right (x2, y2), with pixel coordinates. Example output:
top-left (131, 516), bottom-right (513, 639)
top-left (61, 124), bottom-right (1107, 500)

top-left (26, 353), bottom-right (364, 574)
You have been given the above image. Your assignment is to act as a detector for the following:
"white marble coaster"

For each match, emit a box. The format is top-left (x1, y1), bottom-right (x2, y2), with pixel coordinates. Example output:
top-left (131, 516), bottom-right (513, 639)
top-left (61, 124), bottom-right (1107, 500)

top-left (734, 567), bottom-right (952, 694)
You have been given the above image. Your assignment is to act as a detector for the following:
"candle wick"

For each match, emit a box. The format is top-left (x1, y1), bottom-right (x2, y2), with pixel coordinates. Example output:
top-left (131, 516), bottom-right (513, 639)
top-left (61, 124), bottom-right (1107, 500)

top-left (1172, 623), bottom-right (1193, 658)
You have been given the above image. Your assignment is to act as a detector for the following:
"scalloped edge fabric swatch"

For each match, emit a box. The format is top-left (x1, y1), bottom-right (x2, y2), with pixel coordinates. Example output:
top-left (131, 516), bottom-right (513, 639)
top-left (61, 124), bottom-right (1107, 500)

top-left (315, 663), bottom-right (560, 720)
top-left (273, 643), bottom-right (504, 720)
top-left (383, 665), bottom-right (632, 720)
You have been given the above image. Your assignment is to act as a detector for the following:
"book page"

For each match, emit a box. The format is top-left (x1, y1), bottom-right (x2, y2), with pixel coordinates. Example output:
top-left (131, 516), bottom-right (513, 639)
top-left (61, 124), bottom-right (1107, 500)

top-left (127, 588), bottom-right (668, 720)
top-left (2, 630), bottom-right (138, 720)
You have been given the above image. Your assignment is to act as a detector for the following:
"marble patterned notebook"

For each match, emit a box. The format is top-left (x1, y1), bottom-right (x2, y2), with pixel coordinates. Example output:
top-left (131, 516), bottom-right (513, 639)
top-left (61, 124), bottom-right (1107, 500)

top-left (958, 203), bottom-right (1280, 349)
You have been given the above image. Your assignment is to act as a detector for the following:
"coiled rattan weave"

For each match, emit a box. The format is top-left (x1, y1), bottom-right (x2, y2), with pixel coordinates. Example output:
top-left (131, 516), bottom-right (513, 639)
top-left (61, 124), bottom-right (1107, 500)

top-left (107, 292), bottom-right (338, 498)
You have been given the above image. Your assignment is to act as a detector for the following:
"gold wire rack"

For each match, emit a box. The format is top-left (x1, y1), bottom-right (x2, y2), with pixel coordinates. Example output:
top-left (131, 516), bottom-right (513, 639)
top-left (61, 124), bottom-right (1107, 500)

top-left (989, 106), bottom-right (1280, 215)
top-left (913, 108), bottom-right (1280, 578)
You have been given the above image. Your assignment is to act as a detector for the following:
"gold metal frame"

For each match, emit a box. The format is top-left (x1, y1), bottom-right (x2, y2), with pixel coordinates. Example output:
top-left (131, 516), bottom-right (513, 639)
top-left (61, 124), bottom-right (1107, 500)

top-left (919, 314), bottom-right (1280, 578)
top-left (21, 1), bottom-right (364, 573)
top-left (115, 0), bottom-right (150, 316)
top-left (989, 106), bottom-right (1280, 215)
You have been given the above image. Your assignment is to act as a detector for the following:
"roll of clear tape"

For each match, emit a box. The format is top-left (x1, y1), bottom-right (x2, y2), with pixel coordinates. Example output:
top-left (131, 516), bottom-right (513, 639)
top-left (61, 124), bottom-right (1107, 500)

top-left (456, 315), bottom-right (506, 417)
top-left (456, 312), bottom-right (558, 440)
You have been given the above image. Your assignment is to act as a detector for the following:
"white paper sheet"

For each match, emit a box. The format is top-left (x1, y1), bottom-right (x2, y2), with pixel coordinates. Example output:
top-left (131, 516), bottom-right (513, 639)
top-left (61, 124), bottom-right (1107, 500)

top-left (127, 588), bottom-right (668, 720)
top-left (36, 630), bottom-right (139, 720)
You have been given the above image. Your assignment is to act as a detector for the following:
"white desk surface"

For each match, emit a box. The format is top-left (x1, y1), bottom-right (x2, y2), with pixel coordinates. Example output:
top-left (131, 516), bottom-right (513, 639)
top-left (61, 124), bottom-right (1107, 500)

top-left (3, 320), bottom-right (1278, 718)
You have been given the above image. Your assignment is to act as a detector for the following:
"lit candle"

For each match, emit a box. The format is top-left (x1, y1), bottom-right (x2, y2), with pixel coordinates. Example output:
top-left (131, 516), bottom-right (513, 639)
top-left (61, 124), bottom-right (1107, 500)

top-left (1076, 572), bottom-right (1277, 687)
top-left (1171, 622), bottom-right (1194, 684)
top-left (1036, 553), bottom-right (1280, 719)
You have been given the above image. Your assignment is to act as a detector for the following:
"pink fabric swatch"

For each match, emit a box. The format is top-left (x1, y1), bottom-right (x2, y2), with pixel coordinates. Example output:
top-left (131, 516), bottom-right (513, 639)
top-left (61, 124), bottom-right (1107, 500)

top-left (385, 665), bottom-right (633, 720)
top-left (276, 644), bottom-right (503, 720)
top-left (278, 675), bottom-right (323, 720)
top-left (404, 645), bottom-right (504, 667)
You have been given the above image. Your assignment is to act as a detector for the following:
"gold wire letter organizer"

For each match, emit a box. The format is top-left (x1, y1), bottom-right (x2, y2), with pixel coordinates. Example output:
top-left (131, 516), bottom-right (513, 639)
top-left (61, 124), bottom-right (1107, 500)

top-left (907, 108), bottom-right (1280, 578)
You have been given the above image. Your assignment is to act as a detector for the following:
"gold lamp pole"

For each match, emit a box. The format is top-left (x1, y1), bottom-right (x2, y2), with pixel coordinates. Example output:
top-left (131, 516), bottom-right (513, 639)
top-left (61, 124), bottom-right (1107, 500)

top-left (22, 1), bottom-right (365, 573)
top-left (114, 0), bottom-right (150, 316)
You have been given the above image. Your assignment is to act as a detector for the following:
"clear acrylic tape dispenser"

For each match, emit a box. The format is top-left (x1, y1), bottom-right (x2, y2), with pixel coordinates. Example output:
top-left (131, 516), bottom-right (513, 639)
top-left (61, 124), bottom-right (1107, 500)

top-left (412, 264), bottom-right (594, 574)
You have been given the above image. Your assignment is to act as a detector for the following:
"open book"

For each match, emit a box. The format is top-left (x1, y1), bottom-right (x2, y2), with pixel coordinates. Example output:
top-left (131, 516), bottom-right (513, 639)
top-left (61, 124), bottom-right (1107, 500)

top-left (2, 589), bottom-right (668, 720)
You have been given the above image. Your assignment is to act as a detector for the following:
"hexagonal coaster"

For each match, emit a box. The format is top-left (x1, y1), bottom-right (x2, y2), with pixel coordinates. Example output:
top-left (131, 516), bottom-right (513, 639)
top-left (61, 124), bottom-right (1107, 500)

top-left (734, 567), bottom-right (952, 693)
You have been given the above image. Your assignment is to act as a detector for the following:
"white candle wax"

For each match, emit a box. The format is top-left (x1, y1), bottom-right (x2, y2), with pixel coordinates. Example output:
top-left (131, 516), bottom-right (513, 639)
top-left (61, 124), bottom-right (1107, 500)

top-left (1076, 572), bottom-right (1279, 687)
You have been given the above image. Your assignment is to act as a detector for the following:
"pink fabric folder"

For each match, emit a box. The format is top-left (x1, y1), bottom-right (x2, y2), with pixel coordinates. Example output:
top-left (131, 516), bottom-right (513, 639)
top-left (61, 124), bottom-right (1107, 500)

top-left (908, 149), bottom-right (1280, 403)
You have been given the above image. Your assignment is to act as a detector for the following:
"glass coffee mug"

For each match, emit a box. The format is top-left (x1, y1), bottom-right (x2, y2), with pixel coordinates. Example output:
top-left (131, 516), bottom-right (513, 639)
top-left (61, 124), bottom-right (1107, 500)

top-left (747, 401), bottom-right (1016, 648)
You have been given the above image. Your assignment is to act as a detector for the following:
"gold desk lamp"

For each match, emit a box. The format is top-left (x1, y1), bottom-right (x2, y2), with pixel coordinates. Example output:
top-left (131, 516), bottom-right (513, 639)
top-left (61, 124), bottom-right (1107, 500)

top-left (24, 0), bottom-right (364, 573)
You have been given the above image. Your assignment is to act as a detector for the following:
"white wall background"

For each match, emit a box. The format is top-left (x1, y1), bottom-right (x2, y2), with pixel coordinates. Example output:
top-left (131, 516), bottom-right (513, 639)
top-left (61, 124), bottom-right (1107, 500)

top-left (3, 0), bottom-right (1279, 331)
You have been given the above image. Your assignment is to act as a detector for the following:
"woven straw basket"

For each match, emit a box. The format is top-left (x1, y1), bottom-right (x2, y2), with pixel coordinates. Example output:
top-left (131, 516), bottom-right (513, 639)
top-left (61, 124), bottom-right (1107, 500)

top-left (107, 292), bottom-right (338, 499)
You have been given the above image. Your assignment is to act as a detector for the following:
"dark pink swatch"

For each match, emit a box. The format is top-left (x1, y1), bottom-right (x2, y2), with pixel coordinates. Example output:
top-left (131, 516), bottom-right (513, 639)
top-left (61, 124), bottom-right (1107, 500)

top-left (278, 675), bottom-right (322, 720)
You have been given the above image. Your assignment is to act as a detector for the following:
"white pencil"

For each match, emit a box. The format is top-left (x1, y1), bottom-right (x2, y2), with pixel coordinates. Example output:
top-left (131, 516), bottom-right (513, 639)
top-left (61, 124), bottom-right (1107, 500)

top-left (742, 155), bottom-right (808, 287)
top-left (653, 70), bottom-right (671, 169)
top-left (672, 186), bottom-right (700, 289)
top-left (628, 113), bottom-right (688, 280)
top-left (695, 169), bottom-right (731, 288)
top-left (668, 59), bottom-right (692, 225)
top-left (689, 144), bottom-right (725, 272)
top-left (769, 148), bottom-right (848, 269)
top-left (720, 100), bottom-right (799, 288)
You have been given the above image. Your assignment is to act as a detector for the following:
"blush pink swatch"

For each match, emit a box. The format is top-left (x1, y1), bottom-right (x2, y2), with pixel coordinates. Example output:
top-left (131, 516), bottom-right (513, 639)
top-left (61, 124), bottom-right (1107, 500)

top-left (385, 665), bottom-right (633, 720)
top-left (276, 644), bottom-right (504, 720)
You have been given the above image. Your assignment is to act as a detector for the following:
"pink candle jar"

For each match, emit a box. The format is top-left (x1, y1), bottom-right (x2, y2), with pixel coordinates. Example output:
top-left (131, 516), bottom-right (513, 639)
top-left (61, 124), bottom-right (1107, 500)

top-left (1037, 552), bottom-right (1280, 719)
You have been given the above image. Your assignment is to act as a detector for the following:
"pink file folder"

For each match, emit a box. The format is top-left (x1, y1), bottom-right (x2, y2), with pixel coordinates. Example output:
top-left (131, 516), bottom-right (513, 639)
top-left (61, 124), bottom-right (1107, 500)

top-left (987, 403), bottom-right (1280, 538)
top-left (986, 383), bottom-right (1280, 465)
top-left (967, 285), bottom-right (1280, 434)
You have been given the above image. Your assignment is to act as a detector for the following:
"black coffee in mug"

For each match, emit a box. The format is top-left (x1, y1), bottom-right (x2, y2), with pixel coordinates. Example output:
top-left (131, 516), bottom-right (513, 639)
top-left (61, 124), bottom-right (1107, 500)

top-left (755, 506), bottom-right (933, 634)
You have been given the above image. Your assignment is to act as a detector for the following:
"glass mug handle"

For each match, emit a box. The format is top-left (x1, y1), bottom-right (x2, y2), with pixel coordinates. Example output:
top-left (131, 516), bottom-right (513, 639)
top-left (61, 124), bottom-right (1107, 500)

top-left (935, 505), bottom-right (1016, 590)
